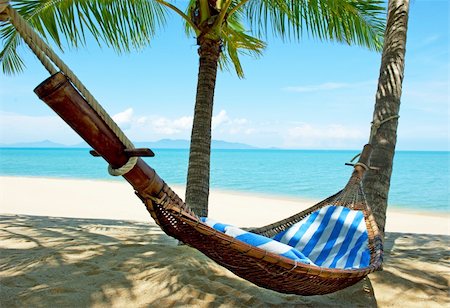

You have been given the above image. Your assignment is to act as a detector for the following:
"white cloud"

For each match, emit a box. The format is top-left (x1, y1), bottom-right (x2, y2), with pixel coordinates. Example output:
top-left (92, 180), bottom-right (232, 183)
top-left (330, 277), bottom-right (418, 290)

top-left (138, 109), bottom-right (245, 136)
top-left (212, 110), bottom-right (229, 129)
top-left (137, 116), bottom-right (147, 124)
top-left (112, 108), bottom-right (134, 129)
top-left (110, 108), bottom-right (194, 136)
top-left (420, 34), bottom-right (440, 47)
top-left (152, 115), bottom-right (193, 135)
top-left (403, 80), bottom-right (449, 113)
top-left (284, 123), bottom-right (365, 149)
top-left (0, 111), bottom-right (81, 145)
top-left (283, 80), bottom-right (375, 93)
top-left (245, 128), bottom-right (257, 135)
top-left (0, 110), bottom-right (373, 149)
top-left (210, 110), bottom-right (253, 136)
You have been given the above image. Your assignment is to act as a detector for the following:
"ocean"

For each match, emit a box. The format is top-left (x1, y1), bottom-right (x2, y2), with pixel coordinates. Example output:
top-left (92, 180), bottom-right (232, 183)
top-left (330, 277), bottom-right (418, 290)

top-left (0, 148), bottom-right (448, 213)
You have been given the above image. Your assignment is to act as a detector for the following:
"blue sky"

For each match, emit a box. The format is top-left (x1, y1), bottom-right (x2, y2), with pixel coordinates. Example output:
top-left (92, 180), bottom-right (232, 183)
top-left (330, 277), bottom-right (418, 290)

top-left (0, 0), bottom-right (448, 150)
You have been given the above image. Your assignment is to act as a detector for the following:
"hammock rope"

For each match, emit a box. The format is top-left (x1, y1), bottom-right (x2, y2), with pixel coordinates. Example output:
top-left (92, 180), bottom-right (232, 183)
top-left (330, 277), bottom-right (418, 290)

top-left (108, 156), bottom-right (139, 176)
top-left (3, 4), bottom-right (137, 175)
top-left (346, 112), bottom-right (399, 172)
top-left (370, 114), bottom-right (400, 143)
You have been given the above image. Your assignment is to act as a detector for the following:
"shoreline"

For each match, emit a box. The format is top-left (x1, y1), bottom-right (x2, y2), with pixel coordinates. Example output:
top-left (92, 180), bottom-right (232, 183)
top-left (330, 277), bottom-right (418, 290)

top-left (1, 173), bottom-right (447, 214)
top-left (2, 174), bottom-right (448, 214)
top-left (1, 176), bottom-right (448, 235)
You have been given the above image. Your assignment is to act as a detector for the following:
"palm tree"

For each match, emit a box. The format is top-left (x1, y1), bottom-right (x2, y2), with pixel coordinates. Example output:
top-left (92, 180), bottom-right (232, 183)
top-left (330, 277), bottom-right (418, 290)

top-left (1, 0), bottom-right (386, 217)
top-left (363, 0), bottom-right (410, 233)
top-left (181, 0), bottom-right (386, 217)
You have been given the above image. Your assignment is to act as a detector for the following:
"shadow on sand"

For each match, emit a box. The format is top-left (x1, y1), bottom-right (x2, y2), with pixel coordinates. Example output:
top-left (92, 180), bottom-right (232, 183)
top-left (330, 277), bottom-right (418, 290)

top-left (0, 214), bottom-right (447, 307)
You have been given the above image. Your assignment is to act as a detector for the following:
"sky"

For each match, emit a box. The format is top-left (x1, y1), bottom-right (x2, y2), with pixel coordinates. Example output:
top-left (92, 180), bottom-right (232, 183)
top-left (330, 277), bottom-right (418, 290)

top-left (0, 0), bottom-right (448, 150)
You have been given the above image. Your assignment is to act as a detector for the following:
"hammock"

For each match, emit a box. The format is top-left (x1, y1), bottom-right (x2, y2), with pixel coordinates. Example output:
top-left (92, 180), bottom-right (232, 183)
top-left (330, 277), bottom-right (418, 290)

top-left (1, 4), bottom-right (383, 296)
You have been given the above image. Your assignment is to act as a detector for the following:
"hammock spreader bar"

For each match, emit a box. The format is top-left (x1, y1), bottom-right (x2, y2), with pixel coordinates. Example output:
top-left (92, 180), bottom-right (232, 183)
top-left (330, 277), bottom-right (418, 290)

top-left (34, 72), bottom-right (187, 212)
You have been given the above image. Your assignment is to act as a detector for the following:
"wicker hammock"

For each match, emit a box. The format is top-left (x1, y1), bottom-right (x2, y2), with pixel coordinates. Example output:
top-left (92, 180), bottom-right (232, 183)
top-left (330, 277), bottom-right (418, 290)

top-left (34, 71), bottom-right (383, 295)
top-left (2, 3), bottom-right (383, 296)
top-left (140, 145), bottom-right (383, 296)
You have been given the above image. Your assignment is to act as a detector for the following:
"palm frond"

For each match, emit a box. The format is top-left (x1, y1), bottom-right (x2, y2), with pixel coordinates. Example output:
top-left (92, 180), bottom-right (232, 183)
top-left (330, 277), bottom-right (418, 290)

top-left (219, 11), bottom-right (266, 78)
top-left (244, 0), bottom-right (385, 51)
top-left (183, 0), bottom-right (197, 37)
top-left (0, 24), bottom-right (24, 74)
top-left (1, 0), bottom-right (167, 74)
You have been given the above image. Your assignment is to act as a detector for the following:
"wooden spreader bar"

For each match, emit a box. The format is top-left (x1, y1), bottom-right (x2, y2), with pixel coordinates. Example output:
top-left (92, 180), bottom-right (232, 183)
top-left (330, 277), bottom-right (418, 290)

top-left (89, 148), bottom-right (155, 157)
top-left (34, 72), bottom-right (180, 204)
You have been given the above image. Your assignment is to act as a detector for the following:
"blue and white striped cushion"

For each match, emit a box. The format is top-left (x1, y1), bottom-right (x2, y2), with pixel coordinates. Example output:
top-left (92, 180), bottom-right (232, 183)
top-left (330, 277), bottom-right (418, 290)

top-left (201, 205), bottom-right (370, 269)
top-left (201, 218), bottom-right (314, 265)
top-left (274, 205), bottom-right (370, 269)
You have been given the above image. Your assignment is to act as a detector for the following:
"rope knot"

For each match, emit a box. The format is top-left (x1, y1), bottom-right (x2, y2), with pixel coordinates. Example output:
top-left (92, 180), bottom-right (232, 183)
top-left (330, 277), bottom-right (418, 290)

top-left (370, 115), bottom-right (400, 143)
top-left (108, 156), bottom-right (138, 176)
top-left (371, 115), bottom-right (399, 130)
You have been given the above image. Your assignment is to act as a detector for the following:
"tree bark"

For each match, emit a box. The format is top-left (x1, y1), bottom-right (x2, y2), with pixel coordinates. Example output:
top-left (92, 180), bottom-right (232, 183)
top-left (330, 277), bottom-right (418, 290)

top-left (363, 0), bottom-right (409, 234)
top-left (185, 38), bottom-right (221, 217)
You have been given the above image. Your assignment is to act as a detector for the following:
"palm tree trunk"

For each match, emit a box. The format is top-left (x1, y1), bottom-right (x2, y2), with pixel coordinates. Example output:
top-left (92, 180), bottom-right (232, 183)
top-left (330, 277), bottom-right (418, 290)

top-left (185, 38), bottom-right (221, 217)
top-left (363, 0), bottom-right (410, 234)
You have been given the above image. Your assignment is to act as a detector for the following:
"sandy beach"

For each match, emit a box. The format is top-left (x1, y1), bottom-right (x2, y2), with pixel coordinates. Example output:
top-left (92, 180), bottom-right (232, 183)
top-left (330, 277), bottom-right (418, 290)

top-left (1, 176), bottom-right (449, 307)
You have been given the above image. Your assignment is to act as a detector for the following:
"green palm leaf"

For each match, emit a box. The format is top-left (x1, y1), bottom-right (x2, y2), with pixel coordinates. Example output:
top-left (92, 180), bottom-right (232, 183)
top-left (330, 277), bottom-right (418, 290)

top-left (219, 10), bottom-right (266, 78)
top-left (2, 0), bottom-right (386, 76)
top-left (182, 0), bottom-right (384, 77)
top-left (244, 0), bottom-right (385, 50)
top-left (1, 0), bottom-right (167, 74)
top-left (0, 23), bottom-right (23, 74)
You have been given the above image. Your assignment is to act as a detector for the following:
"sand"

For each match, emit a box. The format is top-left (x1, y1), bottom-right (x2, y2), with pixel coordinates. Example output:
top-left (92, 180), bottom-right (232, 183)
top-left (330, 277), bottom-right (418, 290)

top-left (1, 176), bottom-right (449, 307)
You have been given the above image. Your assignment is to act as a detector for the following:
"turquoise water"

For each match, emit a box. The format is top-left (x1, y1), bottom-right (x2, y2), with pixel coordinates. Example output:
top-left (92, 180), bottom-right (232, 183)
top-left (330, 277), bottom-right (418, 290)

top-left (0, 148), bottom-right (448, 213)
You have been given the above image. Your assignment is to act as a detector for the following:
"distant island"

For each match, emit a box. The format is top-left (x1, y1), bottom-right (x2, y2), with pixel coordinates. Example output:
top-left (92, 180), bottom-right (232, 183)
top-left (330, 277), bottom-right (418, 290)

top-left (0, 139), bottom-right (259, 150)
top-left (0, 140), bottom-right (64, 148)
